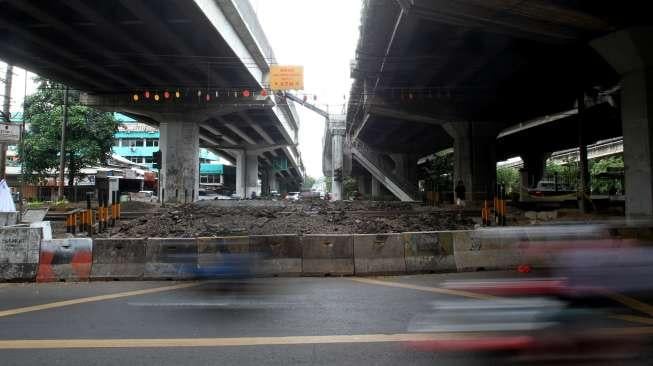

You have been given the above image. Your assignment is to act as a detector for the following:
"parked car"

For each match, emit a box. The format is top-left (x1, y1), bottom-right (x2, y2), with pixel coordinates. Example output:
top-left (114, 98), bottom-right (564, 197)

top-left (286, 192), bottom-right (300, 201)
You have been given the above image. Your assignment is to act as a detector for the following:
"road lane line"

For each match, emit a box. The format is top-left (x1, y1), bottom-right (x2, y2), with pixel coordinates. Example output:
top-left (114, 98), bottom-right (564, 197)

top-left (0, 282), bottom-right (201, 319)
top-left (348, 277), bottom-right (498, 300)
top-left (604, 291), bottom-right (653, 318)
top-left (2, 328), bottom-right (653, 350)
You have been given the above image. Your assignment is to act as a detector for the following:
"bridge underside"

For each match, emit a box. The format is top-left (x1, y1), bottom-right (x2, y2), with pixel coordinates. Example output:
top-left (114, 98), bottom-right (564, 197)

top-left (340, 0), bottom-right (652, 214)
top-left (0, 0), bottom-right (304, 202)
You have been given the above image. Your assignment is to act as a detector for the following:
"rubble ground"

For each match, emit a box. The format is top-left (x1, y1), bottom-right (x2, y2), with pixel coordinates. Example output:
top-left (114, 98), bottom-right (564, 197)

top-left (109, 199), bottom-right (475, 238)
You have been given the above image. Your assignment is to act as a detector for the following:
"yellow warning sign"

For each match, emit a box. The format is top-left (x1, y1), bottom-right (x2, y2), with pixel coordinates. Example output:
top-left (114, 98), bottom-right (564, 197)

top-left (270, 65), bottom-right (304, 91)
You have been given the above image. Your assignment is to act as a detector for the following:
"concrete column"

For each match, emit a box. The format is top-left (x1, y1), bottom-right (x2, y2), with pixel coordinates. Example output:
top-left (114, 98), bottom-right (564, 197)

top-left (592, 27), bottom-right (653, 217)
top-left (268, 169), bottom-right (279, 192)
top-left (331, 132), bottom-right (344, 201)
top-left (159, 120), bottom-right (199, 204)
top-left (235, 150), bottom-right (246, 198)
top-left (246, 152), bottom-right (260, 198)
top-left (357, 174), bottom-right (369, 195)
top-left (520, 151), bottom-right (547, 189)
top-left (371, 176), bottom-right (381, 198)
top-left (449, 122), bottom-right (498, 203)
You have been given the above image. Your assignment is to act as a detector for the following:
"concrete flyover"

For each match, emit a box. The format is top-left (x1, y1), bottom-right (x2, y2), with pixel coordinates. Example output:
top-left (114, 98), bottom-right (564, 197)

top-left (334, 0), bottom-right (653, 214)
top-left (0, 0), bottom-right (305, 202)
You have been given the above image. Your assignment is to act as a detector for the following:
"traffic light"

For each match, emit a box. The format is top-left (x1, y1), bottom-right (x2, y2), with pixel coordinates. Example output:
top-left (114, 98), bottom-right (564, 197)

top-left (152, 150), bottom-right (162, 170)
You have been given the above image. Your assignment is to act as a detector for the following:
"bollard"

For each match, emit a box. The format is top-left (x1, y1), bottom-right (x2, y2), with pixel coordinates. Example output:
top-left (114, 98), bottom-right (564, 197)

top-left (108, 204), bottom-right (113, 228)
top-left (86, 210), bottom-right (91, 234)
top-left (65, 214), bottom-right (71, 233)
top-left (99, 205), bottom-right (105, 232)
top-left (71, 212), bottom-right (77, 235)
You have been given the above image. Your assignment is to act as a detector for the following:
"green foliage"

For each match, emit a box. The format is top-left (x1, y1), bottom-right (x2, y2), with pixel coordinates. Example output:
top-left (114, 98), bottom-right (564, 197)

top-left (423, 153), bottom-right (453, 192)
top-left (19, 80), bottom-right (118, 184)
top-left (325, 178), bottom-right (332, 193)
top-left (302, 175), bottom-right (316, 190)
top-left (52, 198), bottom-right (70, 209)
top-left (26, 201), bottom-right (44, 209)
top-left (343, 176), bottom-right (358, 199)
top-left (496, 166), bottom-right (520, 194)
top-left (590, 155), bottom-right (624, 194)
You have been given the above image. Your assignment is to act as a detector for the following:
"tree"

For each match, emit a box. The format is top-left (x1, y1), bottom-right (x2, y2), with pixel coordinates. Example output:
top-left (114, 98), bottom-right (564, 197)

top-left (496, 166), bottom-right (519, 194)
top-left (19, 80), bottom-right (118, 185)
top-left (302, 175), bottom-right (316, 190)
top-left (590, 155), bottom-right (624, 194)
top-left (423, 153), bottom-right (453, 192)
top-left (343, 176), bottom-right (358, 199)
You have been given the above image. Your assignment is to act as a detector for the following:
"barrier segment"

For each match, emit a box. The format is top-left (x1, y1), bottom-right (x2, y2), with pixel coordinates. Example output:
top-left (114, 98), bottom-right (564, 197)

top-left (302, 234), bottom-right (353, 276)
top-left (91, 238), bottom-right (147, 280)
top-left (36, 238), bottom-right (93, 282)
top-left (143, 238), bottom-right (197, 279)
top-left (197, 236), bottom-right (255, 278)
top-left (453, 230), bottom-right (524, 272)
top-left (0, 227), bottom-right (42, 281)
top-left (402, 231), bottom-right (456, 273)
top-left (249, 235), bottom-right (302, 276)
top-left (353, 234), bottom-right (406, 275)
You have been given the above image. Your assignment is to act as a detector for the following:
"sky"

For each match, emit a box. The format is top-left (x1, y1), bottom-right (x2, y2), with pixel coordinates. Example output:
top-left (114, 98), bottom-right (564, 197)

top-left (1, 0), bottom-right (363, 178)
top-left (250, 0), bottom-right (362, 178)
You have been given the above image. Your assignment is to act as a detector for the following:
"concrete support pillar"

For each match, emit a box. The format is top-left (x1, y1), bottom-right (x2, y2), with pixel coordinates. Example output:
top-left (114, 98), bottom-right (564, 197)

top-left (235, 150), bottom-right (246, 198)
top-left (519, 151), bottom-right (548, 201)
top-left (357, 174), bottom-right (369, 196)
top-left (371, 176), bottom-right (381, 198)
top-left (520, 151), bottom-right (547, 189)
top-left (448, 122), bottom-right (498, 204)
top-left (246, 152), bottom-right (260, 198)
top-left (592, 27), bottom-right (653, 217)
top-left (159, 120), bottom-right (199, 204)
top-left (331, 132), bottom-right (344, 201)
top-left (268, 169), bottom-right (279, 192)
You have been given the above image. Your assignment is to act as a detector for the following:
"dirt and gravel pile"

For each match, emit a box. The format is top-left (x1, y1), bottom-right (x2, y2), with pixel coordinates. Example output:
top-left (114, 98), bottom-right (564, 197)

top-left (110, 200), bottom-right (474, 238)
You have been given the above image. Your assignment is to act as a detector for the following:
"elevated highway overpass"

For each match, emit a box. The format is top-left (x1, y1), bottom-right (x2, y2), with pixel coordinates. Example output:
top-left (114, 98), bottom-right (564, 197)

top-left (338, 0), bottom-right (653, 216)
top-left (0, 0), bottom-right (304, 202)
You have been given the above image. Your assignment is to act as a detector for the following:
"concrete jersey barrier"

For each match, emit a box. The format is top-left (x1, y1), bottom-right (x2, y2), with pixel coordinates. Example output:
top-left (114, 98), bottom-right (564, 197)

top-left (0, 227), bottom-right (42, 281)
top-left (91, 238), bottom-right (147, 280)
top-left (250, 235), bottom-right (302, 276)
top-left (144, 238), bottom-right (198, 279)
top-left (36, 238), bottom-right (93, 282)
top-left (353, 233), bottom-right (406, 275)
top-left (402, 231), bottom-right (456, 273)
top-left (9, 224), bottom-right (653, 282)
top-left (197, 236), bottom-right (253, 278)
top-left (302, 234), bottom-right (354, 276)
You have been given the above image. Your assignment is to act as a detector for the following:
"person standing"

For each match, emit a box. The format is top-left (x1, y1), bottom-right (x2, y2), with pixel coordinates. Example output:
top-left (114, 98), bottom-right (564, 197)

top-left (455, 180), bottom-right (466, 207)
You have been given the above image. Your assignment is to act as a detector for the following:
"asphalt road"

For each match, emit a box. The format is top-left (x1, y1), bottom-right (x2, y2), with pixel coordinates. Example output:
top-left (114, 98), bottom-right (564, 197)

top-left (1, 272), bottom-right (652, 365)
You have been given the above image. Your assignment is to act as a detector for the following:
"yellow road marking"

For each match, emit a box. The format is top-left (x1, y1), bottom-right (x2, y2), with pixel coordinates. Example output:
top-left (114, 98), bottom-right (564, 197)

top-left (0, 282), bottom-right (201, 319)
top-left (1, 328), bottom-right (652, 349)
top-left (604, 291), bottom-right (653, 318)
top-left (348, 277), bottom-right (498, 300)
top-left (0, 333), bottom-right (448, 349)
top-left (611, 314), bottom-right (653, 325)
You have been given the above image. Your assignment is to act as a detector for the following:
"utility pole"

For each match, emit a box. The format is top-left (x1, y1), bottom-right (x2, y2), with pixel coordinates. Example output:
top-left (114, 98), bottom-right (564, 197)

top-left (57, 86), bottom-right (69, 201)
top-left (1, 64), bottom-right (13, 179)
